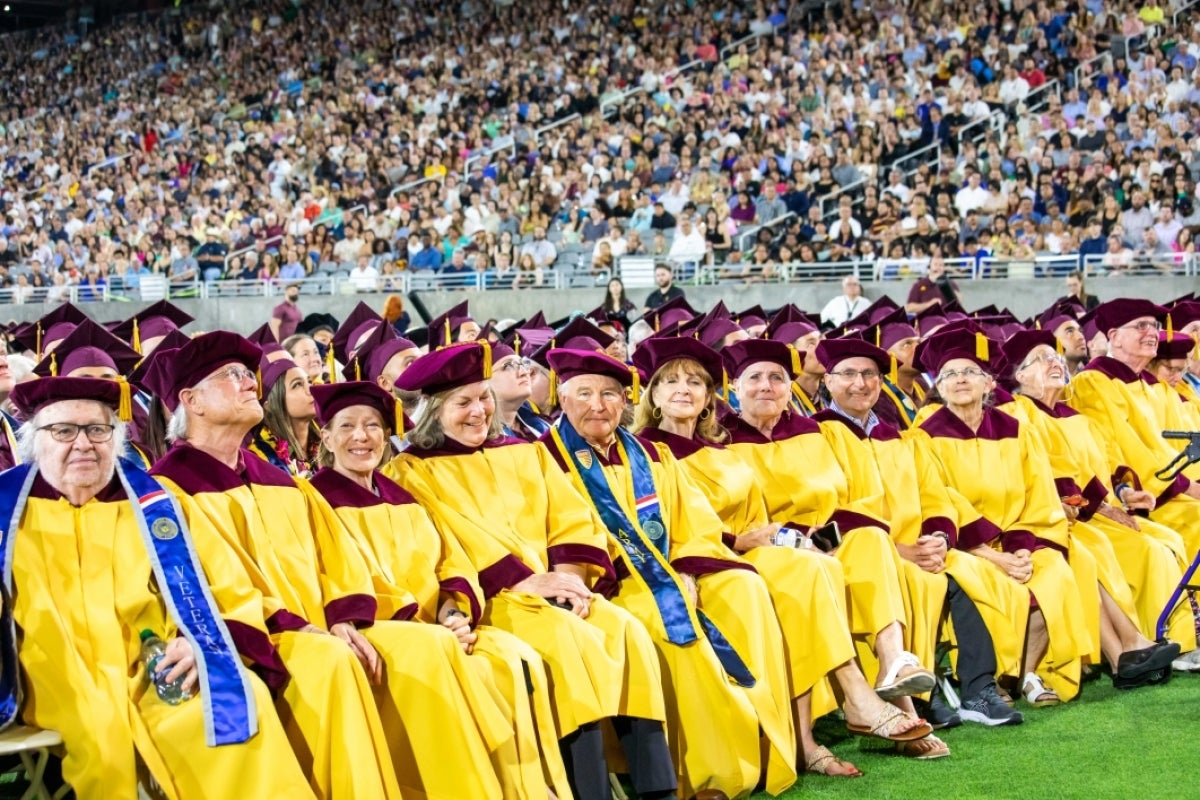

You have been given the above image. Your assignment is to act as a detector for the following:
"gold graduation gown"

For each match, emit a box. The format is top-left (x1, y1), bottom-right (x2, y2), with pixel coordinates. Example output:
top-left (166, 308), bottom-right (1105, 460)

top-left (1067, 357), bottom-right (1200, 558)
top-left (814, 409), bottom-right (1031, 685)
top-left (153, 443), bottom-right (507, 800)
top-left (12, 474), bottom-right (313, 800)
top-left (912, 406), bottom-right (1091, 701)
top-left (309, 466), bottom-right (571, 800)
top-left (1002, 394), bottom-right (1193, 649)
top-left (721, 409), bottom-right (910, 658)
top-left (544, 429), bottom-right (791, 797)
top-left (382, 437), bottom-right (666, 739)
top-left (637, 426), bottom-right (854, 722)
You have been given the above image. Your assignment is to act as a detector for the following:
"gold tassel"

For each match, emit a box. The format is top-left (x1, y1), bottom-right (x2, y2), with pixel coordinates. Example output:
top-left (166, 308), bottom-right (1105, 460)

top-left (1056, 337), bottom-right (1064, 355)
top-left (49, 352), bottom-right (57, 377)
top-left (132, 318), bottom-right (142, 355)
top-left (788, 344), bottom-right (803, 375)
top-left (255, 367), bottom-right (263, 400)
top-left (1191, 333), bottom-right (1200, 361)
top-left (548, 368), bottom-right (558, 407)
top-left (1034, 318), bottom-right (1042, 330)
top-left (116, 378), bottom-right (133, 423)
top-left (529, 400), bottom-right (541, 415)
top-left (513, 332), bottom-right (521, 354)
top-left (889, 353), bottom-right (899, 384)
top-left (1167, 313), bottom-right (1175, 341)
top-left (325, 343), bottom-right (336, 385)
top-left (975, 332), bottom-right (989, 363)
top-left (354, 359), bottom-right (361, 381)
top-left (480, 340), bottom-right (492, 379)
top-left (722, 369), bottom-right (729, 401)
top-left (630, 367), bottom-right (641, 404)
top-left (394, 399), bottom-right (405, 434)
top-left (444, 317), bottom-right (452, 345)
top-left (35, 322), bottom-right (42, 361)
top-left (875, 327), bottom-right (882, 347)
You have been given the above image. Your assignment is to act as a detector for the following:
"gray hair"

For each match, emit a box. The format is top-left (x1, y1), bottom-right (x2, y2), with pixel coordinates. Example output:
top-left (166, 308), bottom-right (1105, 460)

top-left (166, 404), bottom-right (189, 442)
top-left (16, 404), bottom-right (129, 465)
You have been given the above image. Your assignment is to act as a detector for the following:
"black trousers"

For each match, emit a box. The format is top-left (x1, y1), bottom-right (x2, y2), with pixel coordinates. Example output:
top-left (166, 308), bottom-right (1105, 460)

top-left (947, 576), bottom-right (999, 699)
top-left (560, 716), bottom-right (676, 800)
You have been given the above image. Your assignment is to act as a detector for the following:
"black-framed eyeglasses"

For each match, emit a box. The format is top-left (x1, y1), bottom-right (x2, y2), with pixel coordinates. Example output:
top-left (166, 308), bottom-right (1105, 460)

top-left (827, 368), bottom-right (881, 382)
top-left (38, 423), bottom-right (116, 443)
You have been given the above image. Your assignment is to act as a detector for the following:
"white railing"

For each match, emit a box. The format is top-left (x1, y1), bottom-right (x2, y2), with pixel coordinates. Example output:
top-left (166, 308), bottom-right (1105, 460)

top-left (1082, 252), bottom-right (1195, 277)
top-left (957, 109), bottom-right (1005, 151)
top-left (737, 212), bottom-right (795, 252)
top-left (389, 175), bottom-right (437, 199)
top-left (534, 113), bottom-right (581, 145)
top-left (1024, 79), bottom-right (1061, 114)
top-left (720, 31), bottom-right (770, 60)
top-left (86, 151), bottom-right (134, 175)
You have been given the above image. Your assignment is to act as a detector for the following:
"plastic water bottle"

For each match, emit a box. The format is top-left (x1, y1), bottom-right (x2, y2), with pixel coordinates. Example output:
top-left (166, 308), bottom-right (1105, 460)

top-left (139, 630), bottom-right (192, 705)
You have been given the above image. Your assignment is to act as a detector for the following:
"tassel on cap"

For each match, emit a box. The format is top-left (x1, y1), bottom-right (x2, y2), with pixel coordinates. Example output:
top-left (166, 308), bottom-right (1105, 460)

top-left (1056, 337), bottom-right (1064, 355)
top-left (256, 367), bottom-right (263, 400)
top-left (325, 343), bottom-right (336, 385)
top-left (132, 318), bottom-right (142, 355)
top-left (116, 377), bottom-right (133, 423)
top-left (35, 322), bottom-right (42, 361)
top-left (548, 368), bottom-right (558, 407)
top-left (1167, 313), bottom-right (1175, 341)
top-left (629, 367), bottom-right (641, 404)
top-left (889, 353), bottom-right (899, 384)
top-left (354, 359), bottom-right (362, 381)
top-left (722, 369), bottom-right (729, 402)
top-left (975, 331), bottom-right (989, 363)
top-left (788, 344), bottom-right (803, 375)
top-left (394, 398), bottom-right (405, 435)
top-left (480, 340), bottom-right (493, 379)
top-left (513, 332), bottom-right (522, 354)
top-left (444, 317), bottom-right (452, 346)
top-left (49, 352), bottom-right (57, 377)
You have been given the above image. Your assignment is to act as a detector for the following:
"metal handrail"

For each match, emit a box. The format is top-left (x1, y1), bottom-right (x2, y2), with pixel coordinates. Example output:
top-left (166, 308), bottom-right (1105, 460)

top-left (1024, 79), bottom-right (1061, 114)
top-left (534, 113), bottom-right (581, 144)
top-left (737, 212), bottom-right (795, 251)
top-left (389, 176), bottom-right (437, 199)
top-left (85, 151), bottom-right (134, 175)
top-left (720, 31), bottom-right (769, 60)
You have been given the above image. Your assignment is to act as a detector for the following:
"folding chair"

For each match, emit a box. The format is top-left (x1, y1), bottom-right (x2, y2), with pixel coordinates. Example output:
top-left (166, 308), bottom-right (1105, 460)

top-left (1155, 430), bottom-right (1200, 641)
top-left (0, 725), bottom-right (69, 800)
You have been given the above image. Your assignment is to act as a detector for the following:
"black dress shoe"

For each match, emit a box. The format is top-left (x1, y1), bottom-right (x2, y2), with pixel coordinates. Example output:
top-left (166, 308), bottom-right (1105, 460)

top-left (692, 791), bottom-right (730, 800)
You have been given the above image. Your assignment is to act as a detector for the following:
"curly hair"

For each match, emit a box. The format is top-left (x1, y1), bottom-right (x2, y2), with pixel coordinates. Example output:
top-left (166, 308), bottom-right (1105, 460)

top-left (630, 358), bottom-right (728, 443)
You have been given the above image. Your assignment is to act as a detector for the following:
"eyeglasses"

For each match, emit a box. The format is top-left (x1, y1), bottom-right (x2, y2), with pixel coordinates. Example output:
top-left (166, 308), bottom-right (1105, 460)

top-left (497, 358), bottom-right (534, 373)
top-left (827, 368), bottom-right (881, 382)
top-left (39, 423), bottom-right (116, 443)
top-left (206, 365), bottom-right (257, 384)
top-left (1017, 353), bottom-right (1066, 370)
top-left (1117, 320), bottom-right (1162, 332)
top-left (936, 367), bottom-right (989, 382)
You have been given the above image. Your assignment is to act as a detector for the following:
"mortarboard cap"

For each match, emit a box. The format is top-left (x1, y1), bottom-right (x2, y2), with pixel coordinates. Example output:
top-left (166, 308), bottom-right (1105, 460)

top-left (111, 300), bottom-right (195, 354)
top-left (643, 296), bottom-right (697, 332)
top-left (12, 303), bottom-right (89, 358)
top-left (32, 318), bottom-right (140, 379)
top-left (330, 302), bottom-right (383, 366)
top-left (530, 316), bottom-right (615, 368)
top-left (427, 301), bottom-right (475, 350)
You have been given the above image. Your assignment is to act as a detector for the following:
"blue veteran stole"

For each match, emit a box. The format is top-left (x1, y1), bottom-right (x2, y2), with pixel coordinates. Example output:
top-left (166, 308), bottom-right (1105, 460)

top-left (516, 403), bottom-right (551, 437)
top-left (0, 458), bottom-right (258, 746)
top-left (550, 420), bottom-right (755, 687)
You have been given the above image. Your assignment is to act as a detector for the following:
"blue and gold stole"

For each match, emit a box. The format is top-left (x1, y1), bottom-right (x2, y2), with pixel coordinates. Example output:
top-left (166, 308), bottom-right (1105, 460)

top-left (790, 382), bottom-right (817, 416)
top-left (0, 457), bottom-right (258, 746)
top-left (550, 419), bottom-right (754, 686)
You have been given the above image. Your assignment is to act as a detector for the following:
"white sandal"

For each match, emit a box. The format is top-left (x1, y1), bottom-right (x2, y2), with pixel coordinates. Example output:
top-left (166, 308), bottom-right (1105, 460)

top-left (876, 651), bottom-right (936, 700)
top-left (1021, 672), bottom-right (1060, 707)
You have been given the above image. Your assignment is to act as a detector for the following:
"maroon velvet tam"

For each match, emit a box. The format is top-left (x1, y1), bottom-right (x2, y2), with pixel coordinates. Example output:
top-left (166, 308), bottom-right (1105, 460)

top-left (998, 329), bottom-right (1059, 376)
top-left (508, 327), bottom-right (553, 358)
top-left (1092, 298), bottom-right (1168, 335)
top-left (1157, 331), bottom-right (1196, 361)
top-left (1167, 300), bottom-right (1200, 330)
top-left (311, 380), bottom-right (399, 429)
top-left (140, 331), bottom-right (263, 413)
top-left (330, 301), bottom-right (383, 365)
top-left (863, 308), bottom-right (919, 352)
top-left (11, 376), bottom-right (124, 418)
top-left (632, 336), bottom-right (724, 386)
top-left (111, 299), bottom-right (195, 350)
top-left (32, 318), bottom-right (140, 378)
top-left (914, 328), bottom-right (997, 375)
top-left (259, 354), bottom-right (300, 395)
top-left (393, 341), bottom-right (494, 395)
top-left (813, 338), bottom-right (890, 375)
top-left (547, 348), bottom-right (636, 387)
top-left (644, 296), bottom-right (697, 331)
top-left (427, 300), bottom-right (474, 350)
top-left (721, 339), bottom-right (801, 381)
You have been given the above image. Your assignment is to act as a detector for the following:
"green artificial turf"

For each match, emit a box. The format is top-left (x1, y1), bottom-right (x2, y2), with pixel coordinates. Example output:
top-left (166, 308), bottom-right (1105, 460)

top-left (759, 673), bottom-right (1199, 800)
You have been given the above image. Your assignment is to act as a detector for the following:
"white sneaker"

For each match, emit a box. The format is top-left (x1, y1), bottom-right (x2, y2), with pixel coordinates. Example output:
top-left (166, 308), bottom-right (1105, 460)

top-left (1171, 647), bottom-right (1200, 672)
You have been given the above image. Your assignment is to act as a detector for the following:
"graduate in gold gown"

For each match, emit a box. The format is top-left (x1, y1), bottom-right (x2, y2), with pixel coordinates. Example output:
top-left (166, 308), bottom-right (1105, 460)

top-left (245, 349), bottom-right (321, 477)
top-left (810, 336), bottom-right (1028, 728)
top-left (910, 328), bottom-right (1112, 705)
top-left (541, 346), bottom-right (794, 798)
top-left (999, 330), bottom-right (1192, 675)
top-left (2, 376), bottom-right (313, 800)
top-left (383, 342), bottom-right (678, 800)
top-left (144, 332), bottom-right (515, 800)
top-left (1066, 299), bottom-right (1200, 559)
top-left (308, 380), bottom-right (572, 800)
top-left (630, 336), bottom-right (943, 774)
top-left (716, 340), bottom-right (940, 713)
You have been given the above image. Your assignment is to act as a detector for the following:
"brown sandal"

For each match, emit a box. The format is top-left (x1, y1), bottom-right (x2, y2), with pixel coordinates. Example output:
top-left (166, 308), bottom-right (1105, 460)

top-left (804, 745), bottom-right (863, 777)
top-left (846, 704), bottom-right (933, 742)
top-left (895, 734), bottom-right (951, 760)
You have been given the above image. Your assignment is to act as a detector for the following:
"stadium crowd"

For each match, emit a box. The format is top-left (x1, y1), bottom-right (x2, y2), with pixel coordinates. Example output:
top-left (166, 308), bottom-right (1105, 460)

top-left (4, 0), bottom-right (1200, 300)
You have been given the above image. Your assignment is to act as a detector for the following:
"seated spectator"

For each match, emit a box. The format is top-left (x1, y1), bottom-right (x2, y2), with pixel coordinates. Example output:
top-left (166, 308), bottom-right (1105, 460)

top-left (348, 255), bottom-right (380, 292)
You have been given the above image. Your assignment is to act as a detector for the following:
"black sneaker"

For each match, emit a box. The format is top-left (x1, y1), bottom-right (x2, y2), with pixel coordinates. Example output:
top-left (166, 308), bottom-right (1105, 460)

top-left (959, 686), bottom-right (1024, 727)
top-left (914, 686), bottom-right (962, 730)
